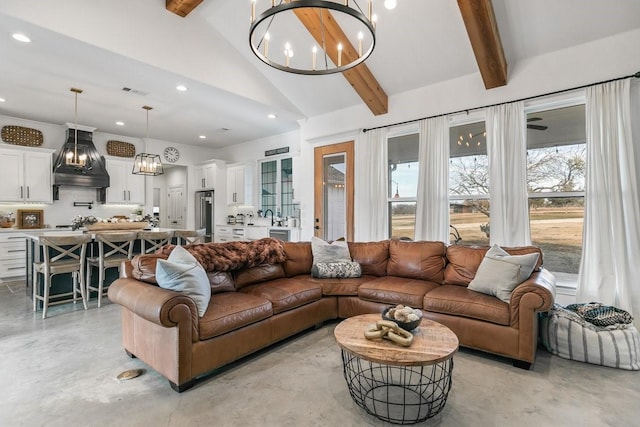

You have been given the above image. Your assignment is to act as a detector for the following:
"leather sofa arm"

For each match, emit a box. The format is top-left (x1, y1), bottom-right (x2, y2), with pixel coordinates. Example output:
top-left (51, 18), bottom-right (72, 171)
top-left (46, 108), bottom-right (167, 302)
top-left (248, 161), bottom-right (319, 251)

top-left (509, 268), bottom-right (557, 327)
top-left (108, 278), bottom-right (200, 335)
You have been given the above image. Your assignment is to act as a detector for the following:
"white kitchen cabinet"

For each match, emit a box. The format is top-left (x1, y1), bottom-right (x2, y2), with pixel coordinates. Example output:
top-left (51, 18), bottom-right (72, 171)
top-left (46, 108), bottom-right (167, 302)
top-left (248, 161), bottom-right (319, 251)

top-left (0, 148), bottom-right (53, 203)
top-left (215, 225), bottom-right (243, 242)
top-left (195, 162), bottom-right (216, 190)
top-left (105, 158), bottom-right (145, 204)
top-left (226, 165), bottom-right (245, 205)
top-left (0, 232), bottom-right (27, 282)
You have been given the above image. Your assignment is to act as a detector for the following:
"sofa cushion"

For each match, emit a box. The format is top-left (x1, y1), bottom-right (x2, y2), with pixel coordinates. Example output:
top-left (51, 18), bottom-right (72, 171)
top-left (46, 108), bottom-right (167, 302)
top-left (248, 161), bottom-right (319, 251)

top-left (199, 292), bottom-right (273, 340)
top-left (296, 274), bottom-right (377, 296)
top-left (423, 285), bottom-right (510, 326)
top-left (156, 246), bottom-right (211, 317)
top-left (239, 278), bottom-right (322, 314)
top-left (386, 239), bottom-right (446, 283)
top-left (348, 241), bottom-right (390, 276)
top-left (311, 236), bottom-right (351, 265)
top-left (445, 245), bottom-right (544, 286)
top-left (207, 271), bottom-right (236, 294)
top-left (468, 244), bottom-right (540, 303)
top-left (234, 263), bottom-right (286, 290)
top-left (358, 276), bottom-right (440, 309)
top-left (311, 261), bottom-right (362, 278)
top-left (282, 242), bottom-right (313, 277)
top-left (130, 253), bottom-right (234, 294)
top-left (131, 253), bottom-right (167, 284)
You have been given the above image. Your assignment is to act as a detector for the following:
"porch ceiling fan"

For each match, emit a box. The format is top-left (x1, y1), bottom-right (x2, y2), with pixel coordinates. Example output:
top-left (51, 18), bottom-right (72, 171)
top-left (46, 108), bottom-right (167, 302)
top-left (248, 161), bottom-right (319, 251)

top-left (527, 117), bottom-right (548, 131)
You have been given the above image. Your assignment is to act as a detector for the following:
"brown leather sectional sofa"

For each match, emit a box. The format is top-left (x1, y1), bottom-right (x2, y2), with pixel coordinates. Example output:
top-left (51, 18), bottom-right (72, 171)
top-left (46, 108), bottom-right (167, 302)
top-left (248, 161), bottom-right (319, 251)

top-left (108, 239), bottom-right (556, 392)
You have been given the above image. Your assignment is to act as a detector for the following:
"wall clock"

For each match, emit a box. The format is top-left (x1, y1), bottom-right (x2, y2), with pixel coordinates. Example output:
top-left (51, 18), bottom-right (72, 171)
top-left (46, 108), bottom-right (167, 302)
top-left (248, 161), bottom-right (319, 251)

top-left (163, 146), bottom-right (180, 163)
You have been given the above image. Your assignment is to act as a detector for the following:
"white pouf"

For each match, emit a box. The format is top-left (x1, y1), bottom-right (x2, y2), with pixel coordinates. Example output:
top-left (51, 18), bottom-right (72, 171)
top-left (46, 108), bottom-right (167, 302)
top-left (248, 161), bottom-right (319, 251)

top-left (540, 304), bottom-right (640, 370)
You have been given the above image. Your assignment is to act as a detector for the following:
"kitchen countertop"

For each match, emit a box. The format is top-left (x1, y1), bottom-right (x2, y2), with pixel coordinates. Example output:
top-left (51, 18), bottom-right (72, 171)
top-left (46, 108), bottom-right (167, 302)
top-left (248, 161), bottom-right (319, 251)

top-left (23, 227), bottom-right (176, 240)
top-left (216, 224), bottom-right (299, 230)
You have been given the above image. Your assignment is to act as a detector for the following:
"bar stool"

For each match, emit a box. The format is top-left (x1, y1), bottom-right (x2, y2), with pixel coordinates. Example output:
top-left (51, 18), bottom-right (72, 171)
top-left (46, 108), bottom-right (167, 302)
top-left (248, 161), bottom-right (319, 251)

top-left (86, 231), bottom-right (138, 308)
top-left (32, 234), bottom-right (92, 319)
top-left (138, 230), bottom-right (174, 254)
top-left (174, 229), bottom-right (206, 245)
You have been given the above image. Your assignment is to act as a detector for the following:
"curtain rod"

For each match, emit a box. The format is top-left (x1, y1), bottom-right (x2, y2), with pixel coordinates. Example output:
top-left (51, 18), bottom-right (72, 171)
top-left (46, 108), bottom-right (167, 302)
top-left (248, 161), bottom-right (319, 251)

top-left (362, 70), bottom-right (640, 133)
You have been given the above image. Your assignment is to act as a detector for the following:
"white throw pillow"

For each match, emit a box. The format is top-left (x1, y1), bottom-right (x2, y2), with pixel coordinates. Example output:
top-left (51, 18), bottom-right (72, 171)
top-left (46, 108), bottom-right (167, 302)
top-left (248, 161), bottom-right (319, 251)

top-left (310, 236), bottom-right (351, 266)
top-left (468, 244), bottom-right (540, 303)
top-left (156, 245), bottom-right (211, 317)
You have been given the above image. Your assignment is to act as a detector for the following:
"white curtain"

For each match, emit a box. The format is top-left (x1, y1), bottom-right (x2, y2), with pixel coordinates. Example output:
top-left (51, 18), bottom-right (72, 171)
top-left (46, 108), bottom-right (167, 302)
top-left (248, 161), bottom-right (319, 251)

top-left (354, 128), bottom-right (388, 241)
top-left (577, 78), bottom-right (640, 321)
top-left (486, 101), bottom-right (531, 246)
top-left (415, 116), bottom-right (449, 242)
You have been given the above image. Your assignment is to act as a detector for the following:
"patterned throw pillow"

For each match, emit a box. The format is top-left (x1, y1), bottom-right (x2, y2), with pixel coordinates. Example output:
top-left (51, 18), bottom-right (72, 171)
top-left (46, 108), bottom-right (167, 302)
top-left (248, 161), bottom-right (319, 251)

top-left (311, 261), bottom-right (362, 278)
top-left (311, 236), bottom-right (351, 266)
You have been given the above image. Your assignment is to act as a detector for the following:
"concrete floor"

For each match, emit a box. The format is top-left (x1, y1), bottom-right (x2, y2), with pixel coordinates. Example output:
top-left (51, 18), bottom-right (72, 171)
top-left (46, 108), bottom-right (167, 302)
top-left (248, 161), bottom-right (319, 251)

top-left (1, 281), bottom-right (639, 427)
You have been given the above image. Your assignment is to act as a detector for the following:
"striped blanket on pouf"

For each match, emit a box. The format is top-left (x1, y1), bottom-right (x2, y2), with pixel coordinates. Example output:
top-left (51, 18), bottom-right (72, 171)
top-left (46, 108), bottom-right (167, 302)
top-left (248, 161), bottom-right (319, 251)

top-left (541, 303), bottom-right (640, 370)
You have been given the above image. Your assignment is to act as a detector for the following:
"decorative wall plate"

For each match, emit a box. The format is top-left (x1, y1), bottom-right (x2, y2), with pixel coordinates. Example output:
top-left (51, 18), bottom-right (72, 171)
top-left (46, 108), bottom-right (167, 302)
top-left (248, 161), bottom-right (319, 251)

top-left (106, 140), bottom-right (136, 157)
top-left (1, 125), bottom-right (44, 146)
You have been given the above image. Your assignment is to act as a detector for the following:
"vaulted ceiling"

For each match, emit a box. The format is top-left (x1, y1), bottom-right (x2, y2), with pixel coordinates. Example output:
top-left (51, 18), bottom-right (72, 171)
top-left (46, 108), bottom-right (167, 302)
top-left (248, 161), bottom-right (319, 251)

top-left (0, 0), bottom-right (639, 148)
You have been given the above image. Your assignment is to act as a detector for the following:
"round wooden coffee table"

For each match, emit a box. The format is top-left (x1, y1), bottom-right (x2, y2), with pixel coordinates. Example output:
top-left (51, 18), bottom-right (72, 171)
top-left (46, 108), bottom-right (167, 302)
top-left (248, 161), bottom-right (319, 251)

top-left (334, 314), bottom-right (459, 424)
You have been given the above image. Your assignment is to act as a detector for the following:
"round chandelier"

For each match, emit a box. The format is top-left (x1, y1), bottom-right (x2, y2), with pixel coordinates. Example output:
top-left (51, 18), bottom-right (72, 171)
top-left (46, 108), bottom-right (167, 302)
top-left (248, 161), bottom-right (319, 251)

top-left (249, 0), bottom-right (377, 75)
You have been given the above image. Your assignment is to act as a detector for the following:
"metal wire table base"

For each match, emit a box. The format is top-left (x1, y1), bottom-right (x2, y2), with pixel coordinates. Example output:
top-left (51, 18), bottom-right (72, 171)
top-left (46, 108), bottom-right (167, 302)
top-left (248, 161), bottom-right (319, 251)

top-left (341, 349), bottom-right (454, 424)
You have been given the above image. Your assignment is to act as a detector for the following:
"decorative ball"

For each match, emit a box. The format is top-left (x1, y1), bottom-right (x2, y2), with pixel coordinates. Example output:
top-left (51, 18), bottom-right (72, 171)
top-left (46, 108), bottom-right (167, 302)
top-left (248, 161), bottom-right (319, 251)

top-left (382, 305), bottom-right (422, 331)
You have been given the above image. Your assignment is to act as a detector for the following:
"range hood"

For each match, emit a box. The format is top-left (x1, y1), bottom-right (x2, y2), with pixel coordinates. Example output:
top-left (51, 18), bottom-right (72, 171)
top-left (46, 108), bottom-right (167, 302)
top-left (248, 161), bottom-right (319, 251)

top-left (53, 125), bottom-right (110, 200)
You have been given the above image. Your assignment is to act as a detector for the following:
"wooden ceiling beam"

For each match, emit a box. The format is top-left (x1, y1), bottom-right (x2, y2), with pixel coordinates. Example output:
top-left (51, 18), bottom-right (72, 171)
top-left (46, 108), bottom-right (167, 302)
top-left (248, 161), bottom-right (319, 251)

top-left (457, 0), bottom-right (508, 89)
top-left (293, 7), bottom-right (388, 116)
top-left (166, 0), bottom-right (204, 17)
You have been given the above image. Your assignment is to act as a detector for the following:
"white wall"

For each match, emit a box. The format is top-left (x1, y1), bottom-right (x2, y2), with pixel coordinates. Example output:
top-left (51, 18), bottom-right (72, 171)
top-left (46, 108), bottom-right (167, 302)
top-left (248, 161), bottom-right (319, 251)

top-left (213, 28), bottom-right (640, 241)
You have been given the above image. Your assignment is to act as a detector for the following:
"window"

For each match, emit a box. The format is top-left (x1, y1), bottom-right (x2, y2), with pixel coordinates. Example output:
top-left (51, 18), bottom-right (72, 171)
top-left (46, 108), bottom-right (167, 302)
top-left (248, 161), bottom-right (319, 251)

top-left (260, 157), bottom-right (295, 218)
top-left (388, 133), bottom-right (419, 239)
top-left (526, 104), bottom-right (585, 275)
top-left (449, 121), bottom-right (490, 245)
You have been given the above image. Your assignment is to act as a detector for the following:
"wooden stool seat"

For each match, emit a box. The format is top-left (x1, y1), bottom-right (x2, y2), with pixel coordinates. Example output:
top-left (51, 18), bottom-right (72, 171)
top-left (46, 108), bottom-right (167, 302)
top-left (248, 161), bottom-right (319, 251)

top-left (174, 229), bottom-right (206, 245)
top-left (33, 234), bottom-right (92, 319)
top-left (138, 230), bottom-right (174, 254)
top-left (87, 231), bottom-right (138, 307)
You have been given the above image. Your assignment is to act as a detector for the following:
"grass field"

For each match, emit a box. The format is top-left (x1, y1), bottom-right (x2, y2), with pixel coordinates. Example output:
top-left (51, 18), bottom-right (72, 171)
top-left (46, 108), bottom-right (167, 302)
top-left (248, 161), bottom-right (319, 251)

top-left (391, 207), bottom-right (584, 273)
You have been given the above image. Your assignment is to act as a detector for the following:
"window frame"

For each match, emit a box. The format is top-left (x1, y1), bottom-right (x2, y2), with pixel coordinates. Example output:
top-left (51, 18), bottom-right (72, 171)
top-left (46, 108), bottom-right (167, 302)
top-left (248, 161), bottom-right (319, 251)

top-left (386, 124), bottom-right (419, 239)
top-left (258, 155), bottom-right (294, 217)
top-left (524, 94), bottom-right (586, 281)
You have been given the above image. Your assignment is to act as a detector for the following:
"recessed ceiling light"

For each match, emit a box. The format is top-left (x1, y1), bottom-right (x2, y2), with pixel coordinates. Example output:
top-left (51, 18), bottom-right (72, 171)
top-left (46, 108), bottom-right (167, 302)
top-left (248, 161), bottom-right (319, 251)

top-left (267, 113), bottom-right (277, 119)
top-left (0, 97), bottom-right (5, 103)
top-left (199, 135), bottom-right (206, 139)
top-left (12, 33), bottom-right (31, 43)
top-left (176, 84), bottom-right (188, 92)
top-left (115, 121), bottom-right (125, 126)
top-left (384, 0), bottom-right (397, 10)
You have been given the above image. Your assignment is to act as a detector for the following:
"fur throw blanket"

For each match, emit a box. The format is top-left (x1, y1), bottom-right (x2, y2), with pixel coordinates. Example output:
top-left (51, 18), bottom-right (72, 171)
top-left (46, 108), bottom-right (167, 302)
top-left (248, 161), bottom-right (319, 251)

top-left (157, 237), bottom-right (286, 272)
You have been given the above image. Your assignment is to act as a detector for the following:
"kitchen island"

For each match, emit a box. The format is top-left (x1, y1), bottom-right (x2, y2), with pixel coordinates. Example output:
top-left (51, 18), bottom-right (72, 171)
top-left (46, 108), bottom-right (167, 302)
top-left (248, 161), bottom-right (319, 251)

top-left (24, 228), bottom-right (176, 310)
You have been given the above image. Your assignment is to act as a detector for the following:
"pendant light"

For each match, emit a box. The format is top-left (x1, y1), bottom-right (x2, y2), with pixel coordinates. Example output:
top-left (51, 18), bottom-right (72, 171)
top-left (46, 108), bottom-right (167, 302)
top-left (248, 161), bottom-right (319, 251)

top-left (132, 106), bottom-right (164, 176)
top-left (65, 88), bottom-right (88, 168)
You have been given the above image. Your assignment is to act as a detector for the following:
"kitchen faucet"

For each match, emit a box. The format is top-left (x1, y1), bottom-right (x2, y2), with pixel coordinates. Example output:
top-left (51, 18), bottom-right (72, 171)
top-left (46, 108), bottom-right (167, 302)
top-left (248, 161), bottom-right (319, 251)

top-left (264, 209), bottom-right (274, 226)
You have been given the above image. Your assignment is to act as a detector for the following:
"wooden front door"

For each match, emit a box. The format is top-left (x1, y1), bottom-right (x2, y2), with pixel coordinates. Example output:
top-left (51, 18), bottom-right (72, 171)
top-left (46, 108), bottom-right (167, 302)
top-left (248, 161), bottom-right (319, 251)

top-left (314, 141), bottom-right (354, 241)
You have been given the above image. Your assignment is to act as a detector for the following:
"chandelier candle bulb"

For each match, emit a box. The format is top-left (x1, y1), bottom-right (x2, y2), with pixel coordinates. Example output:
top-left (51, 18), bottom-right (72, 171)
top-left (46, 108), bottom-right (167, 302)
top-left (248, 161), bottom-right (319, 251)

top-left (251, 0), bottom-right (256, 23)
top-left (358, 32), bottom-right (363, 57)
top-left (368, 0), bottom-right (372, 20)
top-left (264, 32), bottom-right (270, 58)
top-left (312, 45), bottom-right (318, 70)
top-left (338, 43), bottom-right (343, 67)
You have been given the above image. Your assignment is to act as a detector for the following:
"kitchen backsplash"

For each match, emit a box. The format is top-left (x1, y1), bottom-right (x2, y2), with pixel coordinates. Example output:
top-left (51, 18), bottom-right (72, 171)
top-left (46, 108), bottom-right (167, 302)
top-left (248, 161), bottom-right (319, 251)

top-left (1, 186), bottom-right (144, 228)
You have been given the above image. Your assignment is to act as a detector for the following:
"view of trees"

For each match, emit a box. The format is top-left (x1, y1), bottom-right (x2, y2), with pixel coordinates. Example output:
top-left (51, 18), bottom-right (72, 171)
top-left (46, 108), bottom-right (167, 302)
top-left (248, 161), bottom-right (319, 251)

top-left (448, 144), bottom-right (586, 217)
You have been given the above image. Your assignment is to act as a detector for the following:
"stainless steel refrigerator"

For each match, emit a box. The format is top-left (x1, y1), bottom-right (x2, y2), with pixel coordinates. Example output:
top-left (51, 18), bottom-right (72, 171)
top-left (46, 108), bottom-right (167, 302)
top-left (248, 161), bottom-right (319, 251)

top-left (195, 190), bottom-right (214, 242)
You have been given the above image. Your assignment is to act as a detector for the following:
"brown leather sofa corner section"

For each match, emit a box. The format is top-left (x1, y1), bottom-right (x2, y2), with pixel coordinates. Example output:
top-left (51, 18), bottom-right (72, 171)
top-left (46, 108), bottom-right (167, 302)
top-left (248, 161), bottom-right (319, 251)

top-left (108, 240), bottom-right (556, 392)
